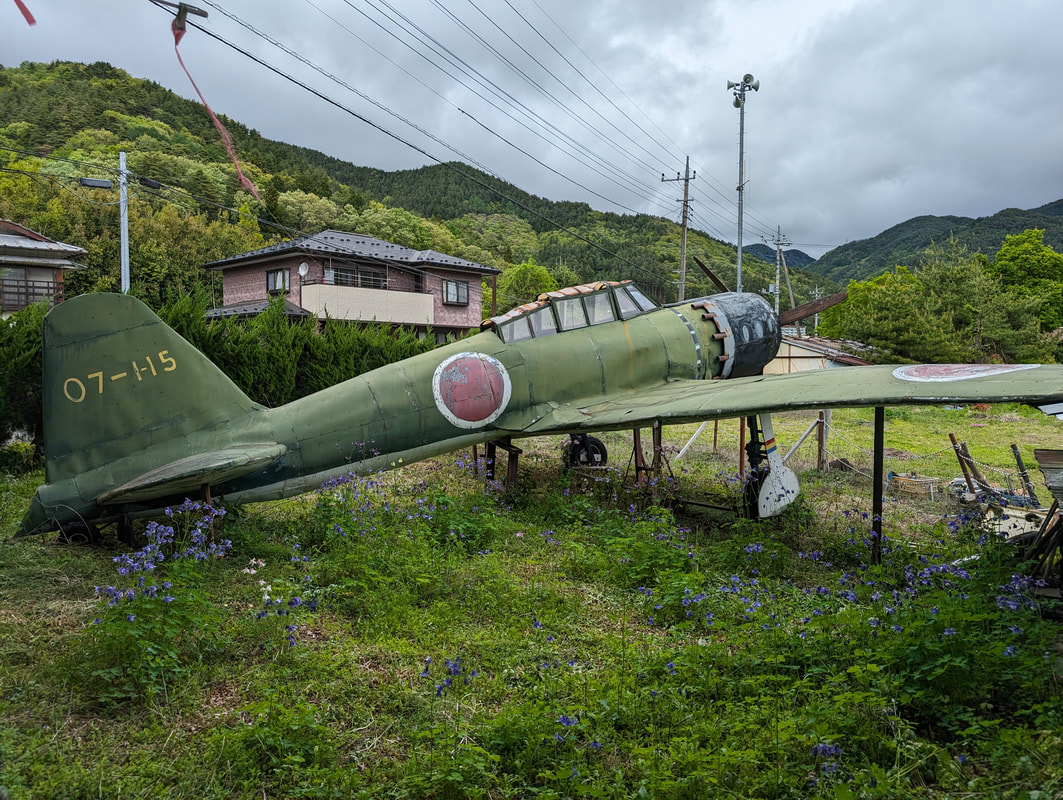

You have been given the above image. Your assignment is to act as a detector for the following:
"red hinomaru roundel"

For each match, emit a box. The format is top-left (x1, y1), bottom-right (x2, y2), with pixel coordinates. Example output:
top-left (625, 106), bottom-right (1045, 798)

top-left (432, 352), bottom-right (512, 429)
top-left (892, 364), bottom-right (1039, 383)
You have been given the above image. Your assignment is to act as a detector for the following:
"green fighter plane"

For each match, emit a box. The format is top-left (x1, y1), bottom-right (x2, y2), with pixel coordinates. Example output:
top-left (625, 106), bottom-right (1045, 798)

top-left (18, 281), bottom-right (1063, 539)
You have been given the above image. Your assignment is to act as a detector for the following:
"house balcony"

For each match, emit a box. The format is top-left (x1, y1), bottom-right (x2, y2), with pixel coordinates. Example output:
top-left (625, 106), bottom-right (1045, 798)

top-left (1, 279), bottom-right (64, 313)
top-left (299, 281), bottom-right (435, 327)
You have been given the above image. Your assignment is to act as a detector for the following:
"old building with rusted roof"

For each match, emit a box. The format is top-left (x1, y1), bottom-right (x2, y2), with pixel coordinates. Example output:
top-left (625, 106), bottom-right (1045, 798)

top-left (0, 220), bottom-right (86, 317)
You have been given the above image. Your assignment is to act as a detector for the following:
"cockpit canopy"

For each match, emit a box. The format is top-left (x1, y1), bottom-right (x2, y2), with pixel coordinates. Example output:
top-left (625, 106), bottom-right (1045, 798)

top-left (482, 281), bottom-right (658, 344)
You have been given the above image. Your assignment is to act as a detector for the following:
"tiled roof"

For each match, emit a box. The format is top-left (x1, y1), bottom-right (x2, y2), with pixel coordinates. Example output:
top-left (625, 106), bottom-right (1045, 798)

top-left (204, 229), bottom-right (500, 275)
top-left (205, 298), bottom-right (312, 319)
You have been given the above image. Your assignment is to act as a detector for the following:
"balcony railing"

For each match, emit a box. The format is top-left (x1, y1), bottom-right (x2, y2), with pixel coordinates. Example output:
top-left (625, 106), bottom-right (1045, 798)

top-left (299, 282), bottom-right (435, 326)
top-left (1, 279), bottom-right (63, 312)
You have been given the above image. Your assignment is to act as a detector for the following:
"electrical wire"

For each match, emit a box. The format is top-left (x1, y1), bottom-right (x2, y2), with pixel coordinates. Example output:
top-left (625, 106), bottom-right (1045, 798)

top-left (149, 2), bottom-right (674, 284)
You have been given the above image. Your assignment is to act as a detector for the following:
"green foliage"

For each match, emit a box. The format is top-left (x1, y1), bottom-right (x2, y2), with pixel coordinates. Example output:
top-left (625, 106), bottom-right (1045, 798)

top-left (0, 301), bottom-right (47, 447)
top-left (213, 692), bottom-right (340, 791)
top-left (496, 258), bottom-right (558, 311)
top-left (988, 229), bottom-right (1063, 330)
top-left (819, 238), bottom-right (1055, 363)
top-left (79, 502), bottom-right (231, 707)
top-left (2, 446), bottom-right (1063, 797)
top-left (0, 440), bottom-right (38, 473)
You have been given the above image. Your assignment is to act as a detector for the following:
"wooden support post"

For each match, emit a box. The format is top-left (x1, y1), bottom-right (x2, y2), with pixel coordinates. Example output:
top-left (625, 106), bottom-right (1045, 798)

top-left (816, 410), bottom-right (830, 471)
top-left (485, 438), bottom-right (522, 488)
top-left (949, 432), bottom-right (976, 493)
top-left (961, 442), bottom-right (992, 493)
top-left (712, 420), bottom-right (719, 451)
top-left (871, 406), bottom-right (884, 566)
top-left (652, 421), bottom-right (662, 471)
top-left (1011, 444), bottom-right (1041, 507)
top-left (633, 423), bottom-right (665, 488)
top-left (485, 442), bottom-right (496, 481)
top-left (738, 416), bottom-right (747, 479)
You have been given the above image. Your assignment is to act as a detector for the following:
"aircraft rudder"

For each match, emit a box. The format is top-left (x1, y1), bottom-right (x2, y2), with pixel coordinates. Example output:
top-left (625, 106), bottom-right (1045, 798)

top-left (41, 293), bottom-right (261, 482)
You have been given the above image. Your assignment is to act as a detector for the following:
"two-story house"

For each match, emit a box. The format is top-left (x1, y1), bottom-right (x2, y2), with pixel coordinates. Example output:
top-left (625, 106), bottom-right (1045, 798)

top-left (205, 230), bottom-right (500, 340)
top-left (0, 220), bottom-right (86, 317)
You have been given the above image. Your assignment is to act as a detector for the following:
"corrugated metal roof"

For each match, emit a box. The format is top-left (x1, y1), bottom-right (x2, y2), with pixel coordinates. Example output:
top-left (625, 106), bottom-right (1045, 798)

top-left (204, 229), bottom-right (500, 275)
top-left (0, 232), bottom-right (87, 257)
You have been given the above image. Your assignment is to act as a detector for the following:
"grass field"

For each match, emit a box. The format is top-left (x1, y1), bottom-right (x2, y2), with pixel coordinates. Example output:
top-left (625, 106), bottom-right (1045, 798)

top-left (1, 405), bottom-right (1061, 798)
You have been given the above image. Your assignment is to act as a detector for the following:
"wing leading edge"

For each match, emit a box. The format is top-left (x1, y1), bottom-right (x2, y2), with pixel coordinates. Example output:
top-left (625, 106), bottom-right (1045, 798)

top-left (521, 364), bottom-right (1063, 435)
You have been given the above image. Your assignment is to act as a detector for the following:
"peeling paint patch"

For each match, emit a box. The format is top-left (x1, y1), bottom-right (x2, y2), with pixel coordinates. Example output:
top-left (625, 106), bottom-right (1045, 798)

top-left (432, 352), bottom-right (512, 428)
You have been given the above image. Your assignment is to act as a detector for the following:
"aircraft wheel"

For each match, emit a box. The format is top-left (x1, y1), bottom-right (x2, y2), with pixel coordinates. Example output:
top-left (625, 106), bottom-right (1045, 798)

top-left (565, 435), bottom-right (608, 468)
top-left (57, 521), bottom-right (100, 546)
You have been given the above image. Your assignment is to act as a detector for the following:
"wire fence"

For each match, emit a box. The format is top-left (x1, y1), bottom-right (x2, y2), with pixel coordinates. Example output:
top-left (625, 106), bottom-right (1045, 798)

top-left (670, 415), bottom-right (1049, 508)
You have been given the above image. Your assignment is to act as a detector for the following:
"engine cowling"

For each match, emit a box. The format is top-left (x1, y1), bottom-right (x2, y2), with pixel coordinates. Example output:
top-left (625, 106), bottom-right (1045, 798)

top-left (690, 292), bottom-right (781, 379)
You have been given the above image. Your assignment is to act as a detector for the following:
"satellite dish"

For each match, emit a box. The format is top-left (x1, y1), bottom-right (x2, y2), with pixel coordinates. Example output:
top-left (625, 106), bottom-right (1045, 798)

top-left (298, 261), bottom-right (309, 277)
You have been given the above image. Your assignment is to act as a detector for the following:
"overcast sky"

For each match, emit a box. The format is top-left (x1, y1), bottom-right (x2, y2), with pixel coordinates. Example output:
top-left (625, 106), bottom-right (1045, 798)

top-left (2, 0), bottom-right (1061, 258)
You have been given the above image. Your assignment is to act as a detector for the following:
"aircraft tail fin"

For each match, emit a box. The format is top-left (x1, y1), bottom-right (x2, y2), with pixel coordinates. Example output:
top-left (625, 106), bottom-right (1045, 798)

top-left (38, 292), bottom-right (265, 489)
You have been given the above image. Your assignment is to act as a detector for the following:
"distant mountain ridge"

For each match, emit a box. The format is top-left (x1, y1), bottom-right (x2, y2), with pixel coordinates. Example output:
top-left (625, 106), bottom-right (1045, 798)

top-left (807, 203), bottom-right (1063, 284)
top-left (742, 243), bottom-right (816, 271)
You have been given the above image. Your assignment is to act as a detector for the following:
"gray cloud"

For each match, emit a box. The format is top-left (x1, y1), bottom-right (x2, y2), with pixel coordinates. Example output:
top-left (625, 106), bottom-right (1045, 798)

top-left (2, 0), bottom-right (1060, 259)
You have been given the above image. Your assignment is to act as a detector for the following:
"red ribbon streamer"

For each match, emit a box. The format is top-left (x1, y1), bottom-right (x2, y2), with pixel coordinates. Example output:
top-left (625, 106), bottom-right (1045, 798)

top-left (172, 14), bottom-right (260, 200)
top-left (13, 0), bottom-right (36, 25)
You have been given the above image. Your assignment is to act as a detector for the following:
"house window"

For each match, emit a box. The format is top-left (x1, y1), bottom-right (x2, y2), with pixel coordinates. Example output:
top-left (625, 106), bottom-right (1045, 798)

top-left (328, 266), bottom-right (387, 289)
top-left (442, 279), bottom-right (469, 305)
top-left (267, 268), bottom-right (290, 294)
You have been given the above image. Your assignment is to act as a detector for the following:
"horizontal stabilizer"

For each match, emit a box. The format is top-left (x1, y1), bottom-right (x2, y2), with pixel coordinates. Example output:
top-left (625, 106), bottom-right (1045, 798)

top-left (98, 443), bottom-right (287, 504)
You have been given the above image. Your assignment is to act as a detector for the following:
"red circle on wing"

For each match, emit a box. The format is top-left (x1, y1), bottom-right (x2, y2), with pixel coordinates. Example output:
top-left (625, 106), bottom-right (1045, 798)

top-left (438, 355), bottom-right (506, 423)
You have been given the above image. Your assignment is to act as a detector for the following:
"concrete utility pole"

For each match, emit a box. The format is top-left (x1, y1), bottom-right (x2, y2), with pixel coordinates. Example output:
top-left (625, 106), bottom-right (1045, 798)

top-left (762, 226), bottom-right (794, 313)
top-left (661, 156), bottom-right (695, 301)
top-left (728, 74), bottom-right (759, 294)
top-left (119, 150), bottom-right (130, 293)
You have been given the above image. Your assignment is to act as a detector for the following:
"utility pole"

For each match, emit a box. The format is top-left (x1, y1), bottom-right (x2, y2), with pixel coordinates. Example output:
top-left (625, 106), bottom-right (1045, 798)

top-left (119, 150), bottom-right (130, 293)
top-left (661, 156), bottom-right (695, 301)
top-left (728, 74), bottom-right (759, 294)
top-left (763, 226), bottom-right (794, 313)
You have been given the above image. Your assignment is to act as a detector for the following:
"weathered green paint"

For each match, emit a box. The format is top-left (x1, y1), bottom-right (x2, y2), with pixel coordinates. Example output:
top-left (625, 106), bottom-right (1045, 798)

top-left (18, 290), bottom-right (1063, 536)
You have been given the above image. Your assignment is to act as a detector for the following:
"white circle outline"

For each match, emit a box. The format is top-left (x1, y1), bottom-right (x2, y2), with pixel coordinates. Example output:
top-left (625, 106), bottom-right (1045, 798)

top-left (432, 352), bottom-right (512, 429)
top-left (892, 363), bottom-right (1039, 383)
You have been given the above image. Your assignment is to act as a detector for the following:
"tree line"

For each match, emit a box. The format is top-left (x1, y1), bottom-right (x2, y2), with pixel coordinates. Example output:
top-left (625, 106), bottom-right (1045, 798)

top-left (0, 292), bottom-right (436, 459)
top-left (819, 231), bottom-right (1063, 363)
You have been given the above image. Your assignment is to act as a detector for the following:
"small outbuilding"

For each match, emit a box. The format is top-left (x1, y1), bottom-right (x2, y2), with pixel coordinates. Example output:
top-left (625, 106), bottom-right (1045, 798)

top-left (0, 220), bottom-right (86, 317)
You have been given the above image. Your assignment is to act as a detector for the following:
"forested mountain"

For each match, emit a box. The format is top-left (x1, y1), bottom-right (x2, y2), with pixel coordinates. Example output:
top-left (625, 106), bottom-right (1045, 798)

top-left (809, 205), bottom-right (1063, 284)
top-left (0, 60), bottom-right (832, 313)
top-left (742, 243), bottom-right (816, 271)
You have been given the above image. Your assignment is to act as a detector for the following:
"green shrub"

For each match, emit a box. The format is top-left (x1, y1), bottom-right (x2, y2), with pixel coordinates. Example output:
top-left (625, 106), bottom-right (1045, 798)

top-left (0, 440), bottom-right (38, 473)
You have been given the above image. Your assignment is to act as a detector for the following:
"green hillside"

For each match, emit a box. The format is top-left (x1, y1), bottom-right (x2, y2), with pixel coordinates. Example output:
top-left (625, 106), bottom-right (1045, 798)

top-left (0, 60), bottom-right (831, 311)
top-left (810, 206), bottom-right (1063, 284)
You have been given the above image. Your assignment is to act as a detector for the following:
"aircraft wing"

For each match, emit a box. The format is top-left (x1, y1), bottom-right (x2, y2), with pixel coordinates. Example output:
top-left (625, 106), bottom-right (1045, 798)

top-left (521, 364), bottom-right (1063, 434)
